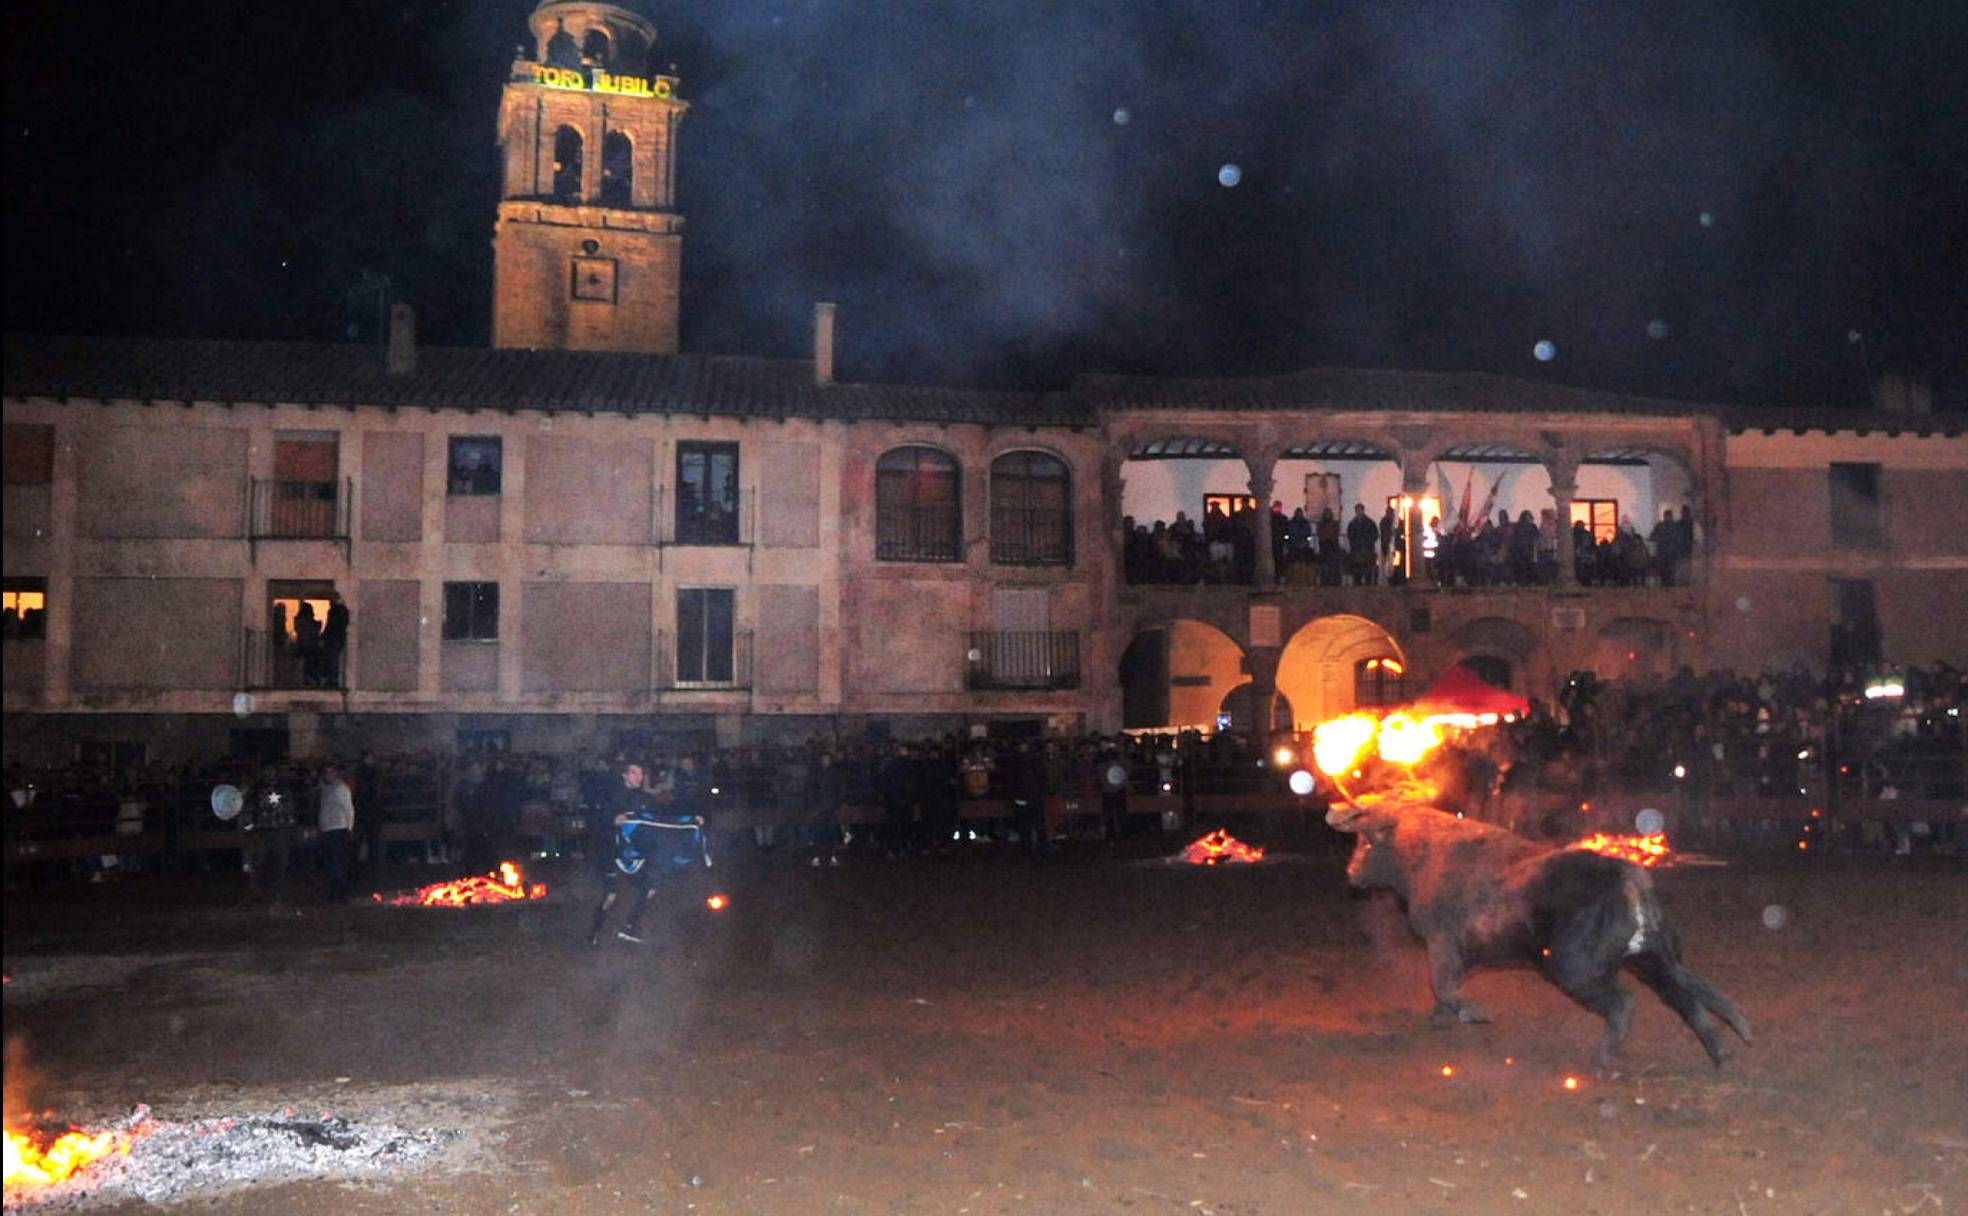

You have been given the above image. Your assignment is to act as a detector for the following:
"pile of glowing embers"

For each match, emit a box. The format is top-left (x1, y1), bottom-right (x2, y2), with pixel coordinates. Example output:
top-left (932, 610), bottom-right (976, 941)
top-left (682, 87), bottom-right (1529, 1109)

top-left (5, 1104), bottom-right (456, 1207)
top-left (373, 859), bottom-right (546, 907)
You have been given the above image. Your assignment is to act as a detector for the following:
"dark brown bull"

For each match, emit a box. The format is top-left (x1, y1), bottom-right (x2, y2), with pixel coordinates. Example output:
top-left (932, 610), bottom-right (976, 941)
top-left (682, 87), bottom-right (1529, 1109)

top-left (1327, 797), bottom-right (1752, 1067)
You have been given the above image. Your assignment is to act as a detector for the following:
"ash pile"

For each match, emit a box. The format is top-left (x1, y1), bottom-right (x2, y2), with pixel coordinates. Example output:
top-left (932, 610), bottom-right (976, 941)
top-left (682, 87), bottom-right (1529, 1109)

top-left (6, 1103), bottom-right (459, 1210)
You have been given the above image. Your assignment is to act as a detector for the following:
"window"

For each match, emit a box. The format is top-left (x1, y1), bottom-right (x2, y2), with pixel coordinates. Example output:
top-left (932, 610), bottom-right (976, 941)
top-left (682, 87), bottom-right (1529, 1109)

top-left (1830, 578), bottom-right (1881, 668)
top-left (1829, 463), bottom-right (1884, 549)
top-left (552, 125), bottom-right (583, 199)
top-left (267, 433), bottom-right (340, 538)
top-left (1569, 499), bottom-right (1619, 544)
top-left (448, 436), bottom-right (502, 495)
top-left (443, 582), bottom-right (499, 641)
top-left (3, 578), bottom-right (47, 640)
top-left (1203, 493), bottom-right (1256, 519)
top-left (676, 588), bottom-right (735, 684)
top-left (990, 451), bottom-right (1072, 565)
top-left (580, 28), bottom-right (611, 63)
top-left (1354, 656), bottom-right (1407, 708)
top-left (601, 131), bottom-right (633, 207)
top-left (876, 446), bottom-right (961, 561)
top-left (675, 442), bottom-right (740, 544)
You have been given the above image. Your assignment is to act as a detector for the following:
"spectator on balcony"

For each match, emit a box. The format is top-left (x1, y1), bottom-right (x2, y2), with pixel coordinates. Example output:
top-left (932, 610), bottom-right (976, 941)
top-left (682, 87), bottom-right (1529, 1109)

top-left (1571, 520), bottom-right (1598, 584)
top-left (1347, 503), bottom-right (1380, 585)
top-left (316, 592), bottom-right (349, 688)
top-left (294, 602), bottom-right (322, 685)
top-left (1650, 509), bottom-right (1684, 586)
top-left (1283, 508), bottom-right (1312, 578)
top-left (1508, 510), bottom-right (1539, 585)
top-left (1378, 503), bottom-right (1398, 573)
top-left (1315, 508), bottom-right (1343, 586)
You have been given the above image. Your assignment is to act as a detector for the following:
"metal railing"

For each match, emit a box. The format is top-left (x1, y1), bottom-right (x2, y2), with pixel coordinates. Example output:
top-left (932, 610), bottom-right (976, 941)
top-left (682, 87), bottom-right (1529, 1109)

top-left (990, 506), bottom-right (1073, 566)
top-left (966, 631), bottom-right (1081, 690)
top-left (877, 504), bottom-right (963, 562)
top-left (654, 628), bottom-right (754, 690)
top-left (241, 626), bottom-right (345, 692)
top-left (654, 485), bottom-right (755, 546)
top-left (250, 477), bottom-right (350, 541)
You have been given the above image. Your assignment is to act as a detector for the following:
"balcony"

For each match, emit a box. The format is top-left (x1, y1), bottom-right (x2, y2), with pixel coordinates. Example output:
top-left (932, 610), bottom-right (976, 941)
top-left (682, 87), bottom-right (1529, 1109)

top-left (249, 477), bottom-right (351, 561)
top-left (653, 486), bottom-right (755, 547)
top-left (966, 630), bottom-right (1081, 691)
top-left (240, 627), bottom-right (345, 693)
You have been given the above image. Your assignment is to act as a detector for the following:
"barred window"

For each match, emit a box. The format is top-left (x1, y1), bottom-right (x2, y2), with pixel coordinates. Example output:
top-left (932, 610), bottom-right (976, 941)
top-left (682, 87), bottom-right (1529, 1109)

top-left (876, 446), bottom-right (961, 562)
top-left (1354, 655), bottom-right (1406, 708)
top-left (990, 451), bottom-right (1072, 566)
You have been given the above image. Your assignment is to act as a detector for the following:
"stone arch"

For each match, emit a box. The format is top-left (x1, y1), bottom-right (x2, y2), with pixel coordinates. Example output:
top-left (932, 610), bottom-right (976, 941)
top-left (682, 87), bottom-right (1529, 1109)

top-left (1579, 441), bottom-right (1703, 548)
top-left (1592, 616), bottom-right (1677, 679)
top-left (1119, 619), bottom-right (1247, 731)
top-left (1450, 616), bottom-right (1538, 691)
top-left (1276, 613), bottom-right (1406, 729)
top-left (600, 129), bottom-right (633, 207)
top-left (551, 124), bottom-right (584, 200)
top-left (580, 27), bottom-right (612, 64)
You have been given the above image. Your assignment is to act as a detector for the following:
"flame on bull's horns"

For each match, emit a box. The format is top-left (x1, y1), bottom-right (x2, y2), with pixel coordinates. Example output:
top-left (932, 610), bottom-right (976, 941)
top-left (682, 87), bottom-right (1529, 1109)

top-left (1312, 714), bottom-right (1379, 777)
top-left (1571, 832), bottom-right (1672, 868)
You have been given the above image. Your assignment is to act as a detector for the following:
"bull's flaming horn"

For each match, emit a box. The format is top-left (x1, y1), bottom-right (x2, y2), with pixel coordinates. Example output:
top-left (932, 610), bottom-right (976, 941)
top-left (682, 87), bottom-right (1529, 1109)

top-left (1312, 714), bottom-right (1378, 806)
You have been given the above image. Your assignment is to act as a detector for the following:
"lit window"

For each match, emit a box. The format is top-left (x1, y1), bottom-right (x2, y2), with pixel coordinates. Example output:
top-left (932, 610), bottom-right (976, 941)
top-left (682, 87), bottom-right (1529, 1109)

top-left (3, 578), bottom-right (48, 641)
top-left (1569, 499), bottom-right (1619, 544)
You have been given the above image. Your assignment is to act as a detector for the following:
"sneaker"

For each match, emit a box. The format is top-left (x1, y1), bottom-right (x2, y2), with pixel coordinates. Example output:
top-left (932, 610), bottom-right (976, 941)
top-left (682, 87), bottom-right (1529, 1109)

top-left (810, 856), bottom-right (821, 867)
top-left (585, 932), bottom-right (602, 947)
top-left (616, 930), bottom-right (644, 944)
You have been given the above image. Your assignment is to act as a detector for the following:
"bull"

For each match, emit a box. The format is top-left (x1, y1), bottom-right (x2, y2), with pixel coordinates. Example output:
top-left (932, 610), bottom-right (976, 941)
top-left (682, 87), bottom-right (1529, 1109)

top-left (1326, 798), bottom-right (1752, 1067)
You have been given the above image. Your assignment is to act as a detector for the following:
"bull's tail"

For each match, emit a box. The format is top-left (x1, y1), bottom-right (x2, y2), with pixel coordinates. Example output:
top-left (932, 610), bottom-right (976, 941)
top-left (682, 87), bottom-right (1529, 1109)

top-left (1625, 888), bottom-right (1753, 1067)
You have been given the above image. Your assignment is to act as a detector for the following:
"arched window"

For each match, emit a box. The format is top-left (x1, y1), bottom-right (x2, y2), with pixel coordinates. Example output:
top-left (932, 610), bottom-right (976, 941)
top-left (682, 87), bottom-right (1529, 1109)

top-left (601, 131), bottom-right (633, 208)
top-left (580, 28), bottom-right (611, 65)
top-left (552, 126), bottom-right (583, 200)
top-left (990, 450), bottom-right (1072, 565)
top-left (1354, 656), bottom-right (1407, 708)
top-left (876, 447), bottom-right (961, 562)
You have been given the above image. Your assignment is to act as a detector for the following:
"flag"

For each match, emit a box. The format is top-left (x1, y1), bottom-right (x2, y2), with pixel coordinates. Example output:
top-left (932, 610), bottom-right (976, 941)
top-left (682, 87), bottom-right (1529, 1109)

top-left (1454, 468), bottom-right (1476, 535)
top-left (1475, 472), bottom-right (1503, 526)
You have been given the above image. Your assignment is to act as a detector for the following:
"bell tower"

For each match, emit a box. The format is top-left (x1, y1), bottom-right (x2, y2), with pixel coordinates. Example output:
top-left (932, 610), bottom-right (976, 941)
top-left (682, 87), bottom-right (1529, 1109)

top-left (492, 1), bottom-right (687, 353)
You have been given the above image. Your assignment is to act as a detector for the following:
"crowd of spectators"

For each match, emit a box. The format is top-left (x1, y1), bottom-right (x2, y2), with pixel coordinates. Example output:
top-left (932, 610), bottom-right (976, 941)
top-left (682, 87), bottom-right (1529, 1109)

top-left (6, 662), bottom-right (1961, 890)
top-left (1124, 501), bottom-right (1701, 589)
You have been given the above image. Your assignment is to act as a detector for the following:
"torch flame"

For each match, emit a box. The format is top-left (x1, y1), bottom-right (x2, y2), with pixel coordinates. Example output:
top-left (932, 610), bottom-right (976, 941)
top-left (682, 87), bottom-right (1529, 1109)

top-left (4, 1125), bottom-right (129, 1188)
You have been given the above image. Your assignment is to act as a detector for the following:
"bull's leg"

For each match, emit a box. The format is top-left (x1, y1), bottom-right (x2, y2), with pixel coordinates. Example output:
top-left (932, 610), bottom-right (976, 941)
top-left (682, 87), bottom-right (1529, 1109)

top-left (1628, 947), bottom-right (1733, 1067)
top-left (1547, 959), bottom-right (1638, 1066)
top-left (1425, 938), bottom-right (1490, 1025)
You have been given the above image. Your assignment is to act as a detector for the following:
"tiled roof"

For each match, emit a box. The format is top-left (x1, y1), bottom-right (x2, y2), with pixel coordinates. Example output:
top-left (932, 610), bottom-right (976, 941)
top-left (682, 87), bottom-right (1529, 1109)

top-left (1, 335), bottom-right (1082, 427)
top-left (1075, 366), bottom-right (1718, 416)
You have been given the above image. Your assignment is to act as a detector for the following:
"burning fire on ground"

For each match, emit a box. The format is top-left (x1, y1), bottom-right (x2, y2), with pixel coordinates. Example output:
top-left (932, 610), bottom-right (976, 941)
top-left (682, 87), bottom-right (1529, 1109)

top-left (4, 1123), bottom-right (135, 1188)
top-left (373, 860), bottom-right (546, 907)
top-left (1181, 829), bottom-right (1265, 865)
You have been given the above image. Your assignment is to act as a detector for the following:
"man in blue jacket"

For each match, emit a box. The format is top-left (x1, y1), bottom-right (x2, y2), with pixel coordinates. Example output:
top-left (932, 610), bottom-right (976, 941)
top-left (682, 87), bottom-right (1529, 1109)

top-left (586, 761), bottom-right (708, 946)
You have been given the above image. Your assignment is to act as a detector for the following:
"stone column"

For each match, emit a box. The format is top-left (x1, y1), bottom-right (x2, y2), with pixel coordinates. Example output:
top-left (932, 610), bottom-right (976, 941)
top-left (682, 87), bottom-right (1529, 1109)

top-left (1246, 462), bottom-right (1277, 587)
top-left (1549, 475), bottom-right (1579, 588)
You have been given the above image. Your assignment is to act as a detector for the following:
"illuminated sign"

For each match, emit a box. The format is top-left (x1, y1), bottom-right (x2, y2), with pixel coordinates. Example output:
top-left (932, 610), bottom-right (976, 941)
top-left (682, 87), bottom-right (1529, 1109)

top-left (531, 63), bottom-right (673, 98)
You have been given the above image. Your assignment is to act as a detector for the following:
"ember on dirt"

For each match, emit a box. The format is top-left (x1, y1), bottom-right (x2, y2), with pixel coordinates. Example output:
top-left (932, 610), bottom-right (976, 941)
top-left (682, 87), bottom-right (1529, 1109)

top-left (1, 1103), bottom-right (458, 1210)
top-left (1180, 828), bottom-right (1265, 865)
top-left (372, 859), bottom-right (547, 907)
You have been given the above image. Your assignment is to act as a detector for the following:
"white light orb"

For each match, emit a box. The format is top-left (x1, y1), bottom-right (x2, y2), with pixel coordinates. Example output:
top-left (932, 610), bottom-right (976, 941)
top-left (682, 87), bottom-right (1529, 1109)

top-left (1218, 164), bottom-right (1242, 187)
top-left (1634, 808), bottom-right (1665, 835)
top-left (1533, 340), bottom-right (1557, 362)
top-left (1288, 770), bottom-right (1316, 796)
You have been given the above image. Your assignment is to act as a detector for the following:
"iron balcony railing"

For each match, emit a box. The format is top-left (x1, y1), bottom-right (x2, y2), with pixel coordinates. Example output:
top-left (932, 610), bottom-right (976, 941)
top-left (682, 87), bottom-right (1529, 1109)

top-left (966, 630), bottom-right (1081, 691)
top-left (250, 477), bottom-right (351, 541)
top-left (241, 627), bottom-right (345, 692)
top-left (655, 628), bottom-right (754, 690)
top-left (989, 506), bottom-right (1073, 566)
top-left (654, 485), bottom-right (755, 546)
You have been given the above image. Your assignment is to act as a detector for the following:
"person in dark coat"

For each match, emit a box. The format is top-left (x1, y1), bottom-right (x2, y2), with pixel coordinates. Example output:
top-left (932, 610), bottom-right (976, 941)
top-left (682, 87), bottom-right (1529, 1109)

top-left (1346, 503), bottom-right (1381, 585)
top-left (321, 591), bottom-right (350, 687)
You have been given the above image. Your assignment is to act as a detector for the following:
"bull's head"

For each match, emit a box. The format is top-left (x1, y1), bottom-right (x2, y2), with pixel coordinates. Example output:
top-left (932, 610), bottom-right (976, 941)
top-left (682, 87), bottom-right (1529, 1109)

top-left (1325, 803), bottom-right (1404, 893)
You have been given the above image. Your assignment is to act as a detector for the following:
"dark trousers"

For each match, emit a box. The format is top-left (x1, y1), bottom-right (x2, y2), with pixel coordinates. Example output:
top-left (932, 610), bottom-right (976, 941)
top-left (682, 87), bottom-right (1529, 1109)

top-left (321, 829), bottom-right (353, 902)
top-left (588, 865), bottom-right (661, 941)
top-left (251, 832), bottom-right (292, 904)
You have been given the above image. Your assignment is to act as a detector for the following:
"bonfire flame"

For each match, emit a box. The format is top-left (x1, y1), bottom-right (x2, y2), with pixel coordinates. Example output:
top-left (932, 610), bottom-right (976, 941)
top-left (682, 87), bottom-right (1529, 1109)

top-left (376, 860), bottom-right (547, 907)
top-left (1182, 829), bottom-right (1265, 865)
top-left (1572, 832), bottom-right (1673, 868)
top-left (4, 1124), bottom-right (131, 1188)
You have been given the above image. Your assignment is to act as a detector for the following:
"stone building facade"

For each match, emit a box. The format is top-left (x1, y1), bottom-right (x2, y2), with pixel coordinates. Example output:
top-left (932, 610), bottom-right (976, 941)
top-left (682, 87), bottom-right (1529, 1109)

top-left (3, 0), bottom-right (1963, 764)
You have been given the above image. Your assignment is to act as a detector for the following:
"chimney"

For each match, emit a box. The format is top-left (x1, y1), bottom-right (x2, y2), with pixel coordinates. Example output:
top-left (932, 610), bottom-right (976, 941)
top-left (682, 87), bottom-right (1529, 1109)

top-left (813, 301), bottom-right (836, 385)
top-left (387, 302), bottom-right (417, 376)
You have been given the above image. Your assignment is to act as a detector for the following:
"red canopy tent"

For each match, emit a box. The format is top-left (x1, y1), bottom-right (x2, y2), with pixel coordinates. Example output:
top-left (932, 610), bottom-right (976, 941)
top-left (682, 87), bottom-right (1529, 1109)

top-left (1413, 661), bottom-right (1529, 717)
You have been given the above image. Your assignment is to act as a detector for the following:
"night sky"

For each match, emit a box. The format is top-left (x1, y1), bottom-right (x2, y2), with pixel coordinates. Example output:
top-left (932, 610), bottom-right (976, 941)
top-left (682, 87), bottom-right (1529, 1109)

top-left (5, 0), bottom-right (1965, 407)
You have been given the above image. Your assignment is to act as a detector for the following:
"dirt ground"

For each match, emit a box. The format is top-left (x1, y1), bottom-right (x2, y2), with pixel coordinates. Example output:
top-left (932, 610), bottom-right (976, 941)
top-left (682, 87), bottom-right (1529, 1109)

top-left (4, 835), bottom-right (1965, 1215)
